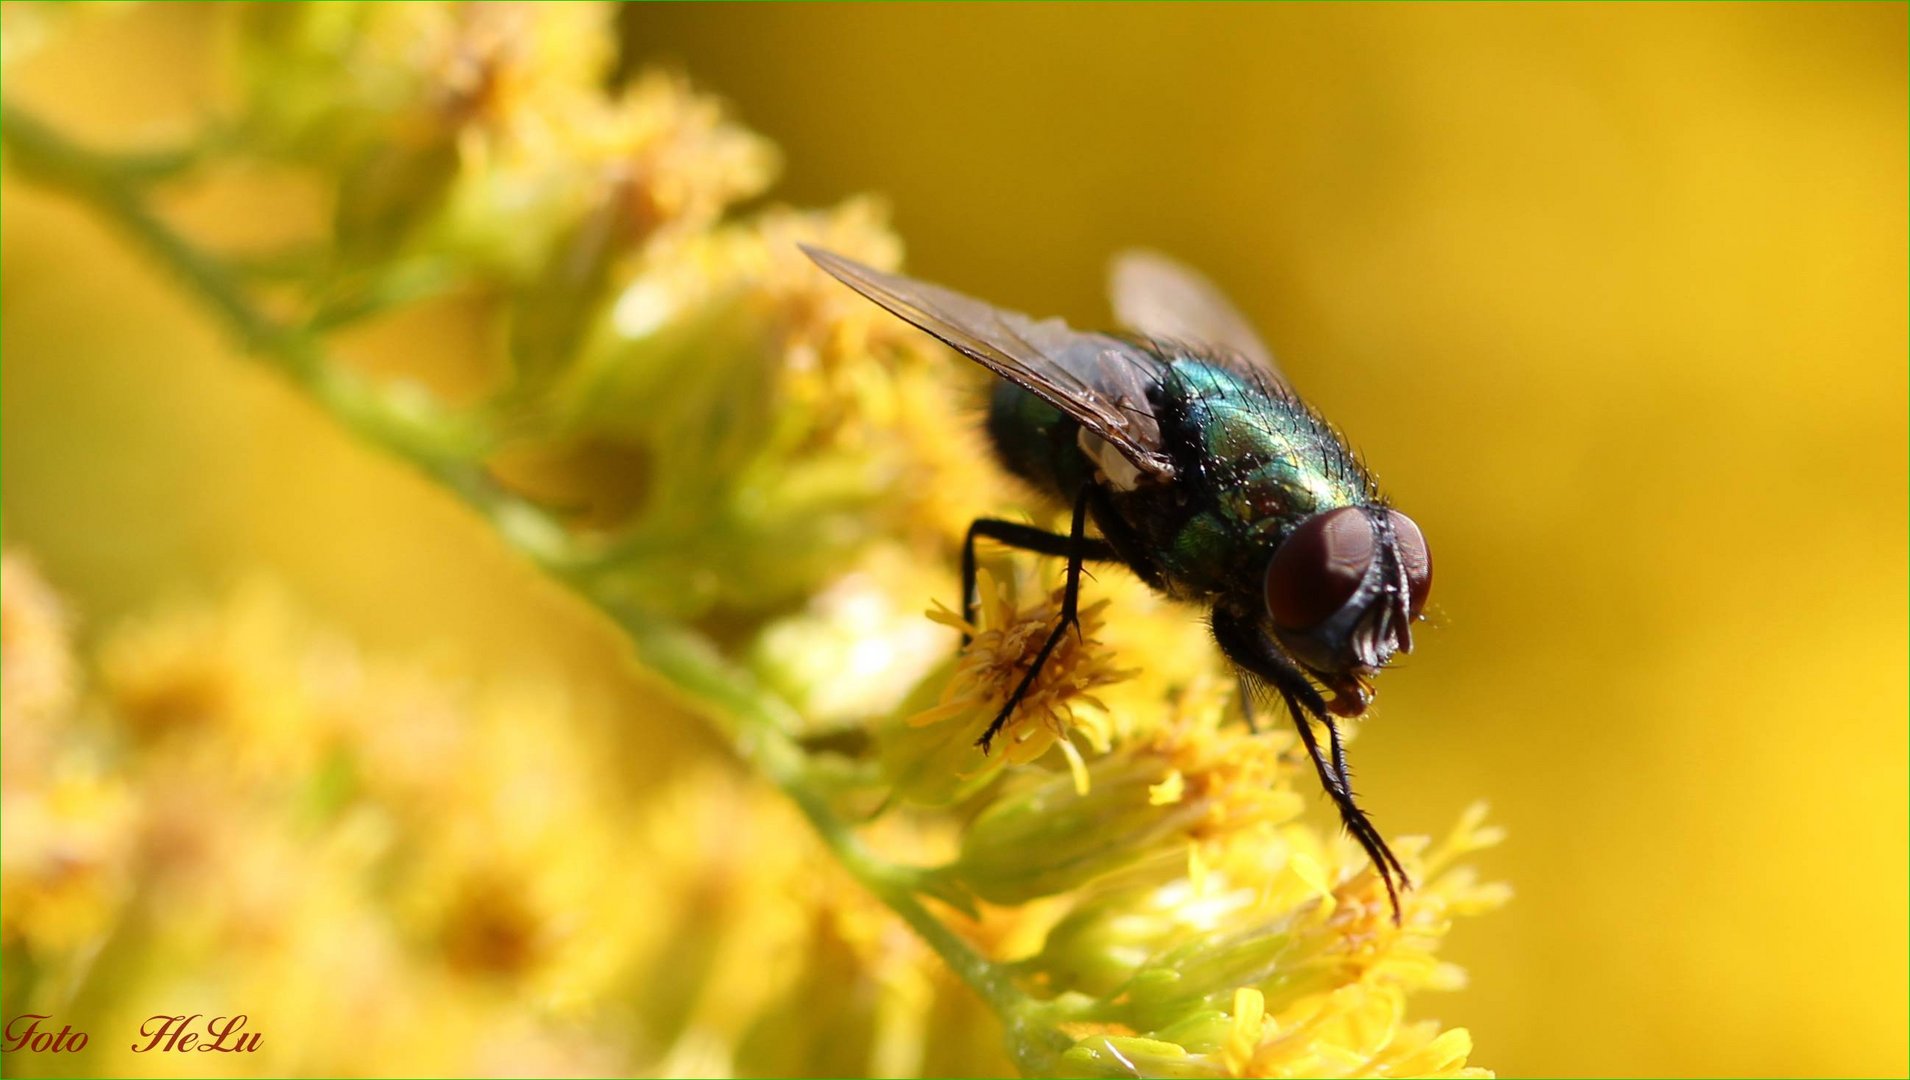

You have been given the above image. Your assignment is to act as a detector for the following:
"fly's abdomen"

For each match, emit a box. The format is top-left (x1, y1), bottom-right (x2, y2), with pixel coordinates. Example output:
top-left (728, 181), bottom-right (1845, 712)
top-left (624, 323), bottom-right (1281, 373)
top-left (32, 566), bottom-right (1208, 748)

top-left (985, 381), bottom-right (1093, 503)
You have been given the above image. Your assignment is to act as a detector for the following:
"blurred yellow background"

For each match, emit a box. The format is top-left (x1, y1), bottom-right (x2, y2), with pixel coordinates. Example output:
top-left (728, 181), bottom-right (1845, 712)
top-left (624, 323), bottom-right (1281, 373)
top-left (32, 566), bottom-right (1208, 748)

top-left (4, 4), bottom-right (1904, 1077)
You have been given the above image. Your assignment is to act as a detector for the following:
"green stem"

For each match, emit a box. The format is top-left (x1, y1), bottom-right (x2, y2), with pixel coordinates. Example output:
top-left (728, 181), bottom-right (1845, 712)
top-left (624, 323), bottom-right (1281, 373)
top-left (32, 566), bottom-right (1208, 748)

top-left (3, 107), bottom-right (487, 482)
top-left (2, 104), bottom-right (1030, 1023)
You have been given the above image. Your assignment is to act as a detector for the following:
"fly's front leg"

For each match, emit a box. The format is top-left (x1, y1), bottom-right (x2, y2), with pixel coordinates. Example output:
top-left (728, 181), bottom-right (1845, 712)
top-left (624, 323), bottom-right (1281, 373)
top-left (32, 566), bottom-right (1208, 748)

top-left (1211, 603), bottom-right (1410, 923)
top-left (1290, 699), bottom-right (1410, 915)
top-left (972, 487), bottom-right (1097, 754)
top-left (1320, 716), bottom-right (1407, 886)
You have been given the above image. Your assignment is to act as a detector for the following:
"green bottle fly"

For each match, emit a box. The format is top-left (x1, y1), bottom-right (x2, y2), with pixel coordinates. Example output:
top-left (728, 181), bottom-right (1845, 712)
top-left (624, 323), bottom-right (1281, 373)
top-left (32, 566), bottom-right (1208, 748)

top-left (804, 246), bottom-right (1433, 921)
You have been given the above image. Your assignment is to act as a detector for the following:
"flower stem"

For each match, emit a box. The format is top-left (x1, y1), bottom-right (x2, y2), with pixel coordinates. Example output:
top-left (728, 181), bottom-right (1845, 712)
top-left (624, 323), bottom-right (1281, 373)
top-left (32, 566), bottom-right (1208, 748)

top-left (614, 603), bottom-right (1025, 1010)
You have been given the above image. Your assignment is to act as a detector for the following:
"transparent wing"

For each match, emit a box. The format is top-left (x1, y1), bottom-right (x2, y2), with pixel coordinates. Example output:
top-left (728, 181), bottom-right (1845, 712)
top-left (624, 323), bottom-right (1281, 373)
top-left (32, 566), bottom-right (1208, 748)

top-left (802, 246), bottom-right (1176, 481)
top-left (1109, 249), bottom-right (1286, 385)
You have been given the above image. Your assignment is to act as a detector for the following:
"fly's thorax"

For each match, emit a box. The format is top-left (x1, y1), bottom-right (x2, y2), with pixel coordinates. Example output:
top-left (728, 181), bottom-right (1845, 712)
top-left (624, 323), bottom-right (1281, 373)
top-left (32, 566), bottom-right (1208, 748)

top-left (1137, 360), bottom-right (1377, 594)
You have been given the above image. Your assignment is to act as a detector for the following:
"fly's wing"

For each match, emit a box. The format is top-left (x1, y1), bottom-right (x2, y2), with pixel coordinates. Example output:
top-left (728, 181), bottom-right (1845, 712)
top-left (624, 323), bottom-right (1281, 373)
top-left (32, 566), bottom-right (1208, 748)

top-left (1109, 249), bottom-right (1287, 388)
top-left (802, 246), bottom-right (1176, 481)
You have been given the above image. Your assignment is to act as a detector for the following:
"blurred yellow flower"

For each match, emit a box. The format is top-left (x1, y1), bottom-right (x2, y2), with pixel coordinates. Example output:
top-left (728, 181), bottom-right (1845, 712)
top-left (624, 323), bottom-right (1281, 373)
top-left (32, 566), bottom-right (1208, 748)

top-left (0, 554), bottom-right (136, 961)
top-left (0, 551), bottom-right (76, 782)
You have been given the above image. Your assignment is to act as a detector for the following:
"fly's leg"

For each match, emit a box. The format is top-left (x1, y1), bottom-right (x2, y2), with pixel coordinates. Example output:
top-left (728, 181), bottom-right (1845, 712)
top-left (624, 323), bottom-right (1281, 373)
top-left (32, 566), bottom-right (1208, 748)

top-left (973, 488), bottom-right (1095, 754)
top-left (1211, 604), bottom-right (1410, 924)
top-left (1286, 698), bottom-right (1409, 917)
top-left (1320, 715), bottom-right (1406, 888)
top-left (960, 510), bottom-right (1117, 643)
top-left (1324, 718), bottom-right (1357, 824)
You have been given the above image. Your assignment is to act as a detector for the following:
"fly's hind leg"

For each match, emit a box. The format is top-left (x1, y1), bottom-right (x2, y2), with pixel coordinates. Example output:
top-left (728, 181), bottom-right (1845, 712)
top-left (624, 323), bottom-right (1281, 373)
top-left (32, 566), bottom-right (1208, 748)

top-left (969, 488), bottom-right (1104, 754)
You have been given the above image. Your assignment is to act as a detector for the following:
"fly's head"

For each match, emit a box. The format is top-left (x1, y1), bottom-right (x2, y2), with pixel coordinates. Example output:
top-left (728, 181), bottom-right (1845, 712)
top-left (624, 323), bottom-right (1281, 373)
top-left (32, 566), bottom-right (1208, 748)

top-left (1262, 506), bottom-right (1432, 717)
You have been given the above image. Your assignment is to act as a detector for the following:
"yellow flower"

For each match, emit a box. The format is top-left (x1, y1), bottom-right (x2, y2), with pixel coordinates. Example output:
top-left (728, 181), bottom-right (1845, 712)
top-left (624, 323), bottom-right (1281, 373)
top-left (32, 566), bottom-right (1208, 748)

top-left (500, 71), bottom-right (780, 388)
top-left (562, 71), bottom-right (780, 241)
top-left (98, 585), bottom-right (337, 778)
top-left (885, 568), bottom-right (1135, 803)
top-left (752, 544), bottom-right (960, 728)
top-left (0, 770), bottom-right (135, 957)
top-left (880, 564), bottom-right (1504, 1076)
top-left (0, 550), bottom-right (76, 783)
top-left (505, 197), bottom-right (986, 620)
top-left (0, 552), bottom-right (135, 960)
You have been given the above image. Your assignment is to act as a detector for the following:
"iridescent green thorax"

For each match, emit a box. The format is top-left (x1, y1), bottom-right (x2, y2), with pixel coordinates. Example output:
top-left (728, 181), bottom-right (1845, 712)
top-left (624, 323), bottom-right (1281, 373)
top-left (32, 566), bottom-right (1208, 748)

top-left (1163, 360), bottom-right (1377, 533)
top-left (1145, 359), bottom-right (1378, 594)
top-left (986, 355), bottom-right (1381, 602)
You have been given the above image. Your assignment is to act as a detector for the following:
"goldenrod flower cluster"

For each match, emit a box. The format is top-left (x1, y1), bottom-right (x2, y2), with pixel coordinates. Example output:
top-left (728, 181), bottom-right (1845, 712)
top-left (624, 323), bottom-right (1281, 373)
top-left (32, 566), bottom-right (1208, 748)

top-left (0, 555), bottom-right (974, 1075)
top-left (2, 4), bottom-right (1506, 1076)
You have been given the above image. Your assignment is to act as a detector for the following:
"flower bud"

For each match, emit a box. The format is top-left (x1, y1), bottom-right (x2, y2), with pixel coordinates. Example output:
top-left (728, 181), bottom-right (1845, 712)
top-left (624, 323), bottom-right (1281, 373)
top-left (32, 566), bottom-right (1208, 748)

top-left (943, 757), bottom-right (1205, 906)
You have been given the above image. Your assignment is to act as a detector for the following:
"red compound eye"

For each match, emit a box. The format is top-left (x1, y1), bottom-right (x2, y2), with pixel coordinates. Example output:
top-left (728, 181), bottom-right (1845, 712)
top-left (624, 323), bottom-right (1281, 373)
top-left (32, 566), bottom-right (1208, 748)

top-left (1264, 507), bottom-right (1375, 631)
top-left (1388, 510), bottom-right (1432, 620)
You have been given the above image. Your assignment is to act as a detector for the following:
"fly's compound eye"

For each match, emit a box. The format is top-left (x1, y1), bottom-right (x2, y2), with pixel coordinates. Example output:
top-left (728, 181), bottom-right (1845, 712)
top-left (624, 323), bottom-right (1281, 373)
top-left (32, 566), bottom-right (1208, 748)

top-left (1265, 507), bottom-right (1375, 630)
top-left (1387, 510), bottom-right (1432, 619)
